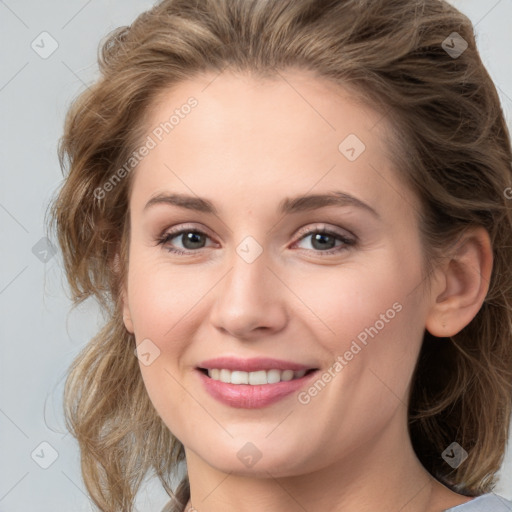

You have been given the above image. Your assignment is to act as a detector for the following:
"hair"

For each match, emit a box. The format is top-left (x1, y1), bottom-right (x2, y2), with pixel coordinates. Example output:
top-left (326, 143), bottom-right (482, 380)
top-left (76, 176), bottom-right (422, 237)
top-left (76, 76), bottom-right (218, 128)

top-left (47, 0), bottom-right (512, 511)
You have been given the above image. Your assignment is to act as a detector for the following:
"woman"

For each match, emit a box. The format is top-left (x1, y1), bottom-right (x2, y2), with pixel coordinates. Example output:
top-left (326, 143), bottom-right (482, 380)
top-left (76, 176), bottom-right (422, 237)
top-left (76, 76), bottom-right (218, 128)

top-left (48, 0), bottom-right (512, 511)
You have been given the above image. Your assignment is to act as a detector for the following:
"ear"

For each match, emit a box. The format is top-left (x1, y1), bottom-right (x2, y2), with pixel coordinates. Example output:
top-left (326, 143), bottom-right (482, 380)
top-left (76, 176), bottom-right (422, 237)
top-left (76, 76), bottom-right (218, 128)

top-left (425, 226), bottom-right (493, 338)
top-left (121, 286), bottom-right (134, 334)
top-left (112, 252), bottom-right (134, 334)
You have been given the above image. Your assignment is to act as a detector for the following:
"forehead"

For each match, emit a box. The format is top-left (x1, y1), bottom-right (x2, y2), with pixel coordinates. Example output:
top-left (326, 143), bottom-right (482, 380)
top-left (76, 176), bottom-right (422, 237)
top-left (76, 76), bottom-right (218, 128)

top-left (129, 69), bottom-right (407, 219)
top-left (144, 68), bottom-right (386, 149)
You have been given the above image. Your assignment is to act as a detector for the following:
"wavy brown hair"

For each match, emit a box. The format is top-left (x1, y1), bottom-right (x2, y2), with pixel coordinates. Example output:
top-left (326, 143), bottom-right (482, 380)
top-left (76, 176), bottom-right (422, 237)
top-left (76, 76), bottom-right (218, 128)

top-left (47, 0), bottom-right (512, 510)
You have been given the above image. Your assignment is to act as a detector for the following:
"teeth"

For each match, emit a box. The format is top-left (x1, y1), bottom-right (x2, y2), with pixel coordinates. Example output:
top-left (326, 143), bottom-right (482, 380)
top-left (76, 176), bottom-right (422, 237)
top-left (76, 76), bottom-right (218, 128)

top-left (206, 368), bottom-right (309, 385)
top-left (267, 369), bottom-right (281, 384)
top-left (231, 371), bottom-right (249, 384)
top-left (249, 370), bottom-right (267, 385)
top-left (219, 369), bottom-right (231, 383)
top-left (281, 369), bottom-right (294, 381)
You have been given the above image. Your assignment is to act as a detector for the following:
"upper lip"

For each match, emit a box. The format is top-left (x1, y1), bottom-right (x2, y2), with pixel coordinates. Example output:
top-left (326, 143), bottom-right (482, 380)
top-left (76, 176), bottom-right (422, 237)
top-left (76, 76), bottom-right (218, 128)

top-left (197, 357), bottom-right (318, 372)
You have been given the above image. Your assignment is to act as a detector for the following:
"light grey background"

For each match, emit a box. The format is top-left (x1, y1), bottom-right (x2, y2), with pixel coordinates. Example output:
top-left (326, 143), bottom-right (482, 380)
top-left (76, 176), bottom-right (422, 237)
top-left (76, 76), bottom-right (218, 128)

top-left (0, 1), bottom-right (511, 511)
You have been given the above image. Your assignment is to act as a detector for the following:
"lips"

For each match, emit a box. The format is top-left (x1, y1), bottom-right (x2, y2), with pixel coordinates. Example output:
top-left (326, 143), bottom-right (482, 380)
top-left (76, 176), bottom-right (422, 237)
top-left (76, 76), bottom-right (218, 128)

top-left (195, 356), bottom-right (320, 408)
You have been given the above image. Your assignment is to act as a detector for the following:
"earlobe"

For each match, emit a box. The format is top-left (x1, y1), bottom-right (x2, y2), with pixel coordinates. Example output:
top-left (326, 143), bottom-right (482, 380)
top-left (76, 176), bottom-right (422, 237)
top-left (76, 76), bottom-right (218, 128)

top-left (425, 226), bottom-right (493, 338)
top-left (121, 288), bottom-right (134, 334)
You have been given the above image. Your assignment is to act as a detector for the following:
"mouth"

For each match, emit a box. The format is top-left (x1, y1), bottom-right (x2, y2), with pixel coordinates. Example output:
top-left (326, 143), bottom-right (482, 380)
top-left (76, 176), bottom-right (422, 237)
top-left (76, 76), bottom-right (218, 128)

top-left (195, 358), bottom-right (321, 408)
top-left (197, 367), bottom-right (318, 385)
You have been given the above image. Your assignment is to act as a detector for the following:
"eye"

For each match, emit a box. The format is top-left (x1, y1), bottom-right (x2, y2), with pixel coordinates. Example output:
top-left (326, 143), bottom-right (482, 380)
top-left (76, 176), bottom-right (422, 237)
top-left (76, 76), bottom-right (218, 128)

top-left (292, 225), bottom-right (356, 255)
top-left (155, 223), bottom-right (356, 256)
top-left (155, 226), bottom-right (215, 255)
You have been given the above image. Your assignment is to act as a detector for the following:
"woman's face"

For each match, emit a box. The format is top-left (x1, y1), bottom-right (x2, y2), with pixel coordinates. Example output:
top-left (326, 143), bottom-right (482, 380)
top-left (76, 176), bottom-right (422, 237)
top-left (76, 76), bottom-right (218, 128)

top-left (122, 69), bottom-right (434, 476)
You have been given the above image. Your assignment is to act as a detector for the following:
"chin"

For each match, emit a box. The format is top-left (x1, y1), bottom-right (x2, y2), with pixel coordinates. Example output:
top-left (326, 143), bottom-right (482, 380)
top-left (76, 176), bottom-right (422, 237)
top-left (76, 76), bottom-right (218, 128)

top-left (189, 437), bottom-right (311, 477)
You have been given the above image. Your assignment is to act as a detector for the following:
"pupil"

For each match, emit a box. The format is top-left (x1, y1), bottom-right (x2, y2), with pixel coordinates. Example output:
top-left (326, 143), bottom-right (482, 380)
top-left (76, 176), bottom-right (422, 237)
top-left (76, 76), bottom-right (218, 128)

top-left (312, 233), bottom-right (335, 250)
top-left (183, 232), bottom-right (205, 249)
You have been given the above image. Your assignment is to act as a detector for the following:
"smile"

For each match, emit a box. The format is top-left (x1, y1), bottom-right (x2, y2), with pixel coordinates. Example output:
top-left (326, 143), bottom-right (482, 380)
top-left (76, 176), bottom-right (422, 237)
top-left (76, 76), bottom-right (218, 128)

top-left (195, 356), bottom-right (320, 408)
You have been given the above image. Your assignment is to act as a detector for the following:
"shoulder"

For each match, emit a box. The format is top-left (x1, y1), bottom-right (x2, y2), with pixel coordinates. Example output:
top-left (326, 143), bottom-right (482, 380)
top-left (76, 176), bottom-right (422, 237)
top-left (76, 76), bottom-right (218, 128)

top-left (444, 493), bottom-right (512, 511)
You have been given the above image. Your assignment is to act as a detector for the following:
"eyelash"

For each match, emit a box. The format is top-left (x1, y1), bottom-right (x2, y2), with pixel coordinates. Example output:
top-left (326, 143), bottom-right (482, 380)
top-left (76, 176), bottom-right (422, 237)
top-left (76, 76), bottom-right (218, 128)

top-left (155, 224), bottom-right (356, 257)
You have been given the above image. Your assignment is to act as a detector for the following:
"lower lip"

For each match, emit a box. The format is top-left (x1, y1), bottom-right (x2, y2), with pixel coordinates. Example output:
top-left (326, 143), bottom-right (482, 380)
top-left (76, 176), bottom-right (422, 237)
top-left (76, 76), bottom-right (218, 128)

top-left (196, 369), bottom-right (318, 409)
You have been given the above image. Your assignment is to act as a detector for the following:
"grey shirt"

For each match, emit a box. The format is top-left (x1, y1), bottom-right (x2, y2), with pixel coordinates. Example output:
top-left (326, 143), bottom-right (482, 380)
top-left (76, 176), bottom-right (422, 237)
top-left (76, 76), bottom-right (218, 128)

top-left (444, 493), bottom-right (512, 511)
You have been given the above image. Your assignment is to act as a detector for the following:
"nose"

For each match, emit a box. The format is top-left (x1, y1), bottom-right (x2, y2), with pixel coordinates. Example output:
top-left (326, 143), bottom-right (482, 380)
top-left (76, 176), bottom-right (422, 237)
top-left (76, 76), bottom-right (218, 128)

top-left (208, 243), bottom-right (288, 340)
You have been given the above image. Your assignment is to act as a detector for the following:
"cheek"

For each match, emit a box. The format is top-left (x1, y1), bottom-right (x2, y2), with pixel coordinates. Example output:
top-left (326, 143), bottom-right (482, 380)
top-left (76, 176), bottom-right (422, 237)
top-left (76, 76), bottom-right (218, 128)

top-left (290, 268), bottom-right (425, 448)
top-left (126, 251), bottom-right (206, 339)
top-left (128, 259), bottom-right (200, 435)
top-left (290, 255), bottom-right (422, 344)
top-left (138, 360), bottom-right (192, 446)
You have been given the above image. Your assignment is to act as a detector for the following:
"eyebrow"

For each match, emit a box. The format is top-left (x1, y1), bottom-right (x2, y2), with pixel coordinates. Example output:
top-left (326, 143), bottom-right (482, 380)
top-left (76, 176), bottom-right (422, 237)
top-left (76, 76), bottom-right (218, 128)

top-left (143, 191), bottom-right (380, 218)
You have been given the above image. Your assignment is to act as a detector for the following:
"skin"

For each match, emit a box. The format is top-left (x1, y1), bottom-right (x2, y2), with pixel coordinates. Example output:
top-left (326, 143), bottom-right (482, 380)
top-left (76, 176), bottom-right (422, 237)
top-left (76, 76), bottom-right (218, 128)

top-left (121, 69), bottom-right (492, 512)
